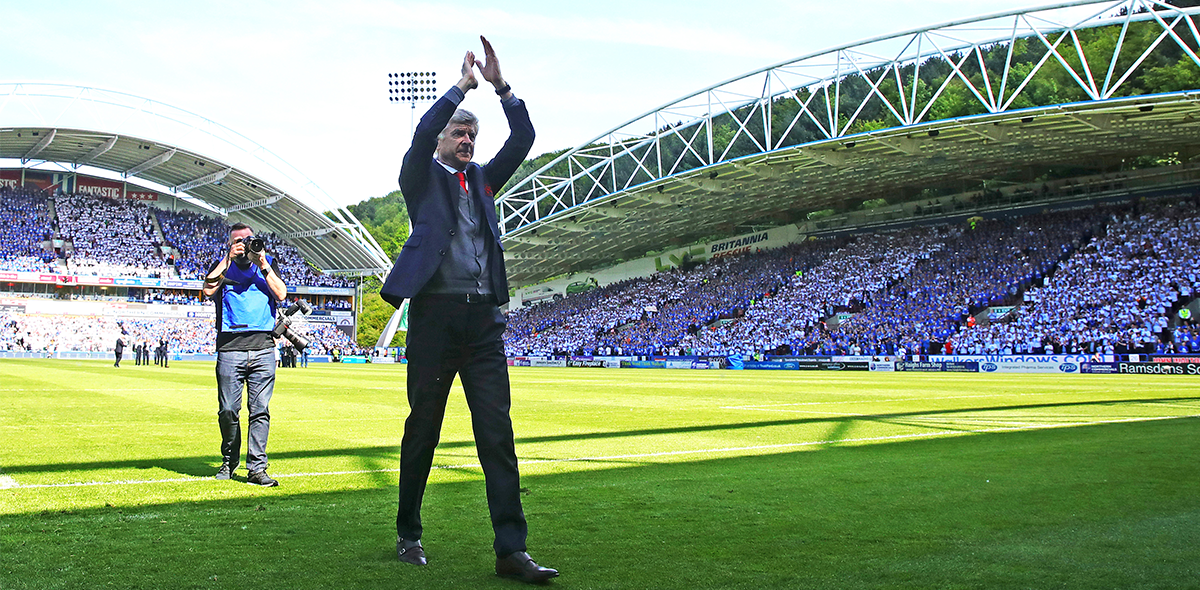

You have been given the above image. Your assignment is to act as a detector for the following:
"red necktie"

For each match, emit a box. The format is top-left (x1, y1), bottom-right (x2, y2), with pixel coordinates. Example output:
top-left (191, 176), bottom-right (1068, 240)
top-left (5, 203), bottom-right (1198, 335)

top-left (456, 171), bottom-right (467, 193)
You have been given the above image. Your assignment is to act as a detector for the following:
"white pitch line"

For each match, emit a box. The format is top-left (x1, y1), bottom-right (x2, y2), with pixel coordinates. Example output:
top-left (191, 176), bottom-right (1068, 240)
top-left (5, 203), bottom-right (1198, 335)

top-left (722, 391), bottom-right (1048, 410)
top-left (0, 416), bottom-right (406, 430)
top-left (0, 385), bottom-right (402, 393)
top-left (6, 414), bottom-right (1198, 490)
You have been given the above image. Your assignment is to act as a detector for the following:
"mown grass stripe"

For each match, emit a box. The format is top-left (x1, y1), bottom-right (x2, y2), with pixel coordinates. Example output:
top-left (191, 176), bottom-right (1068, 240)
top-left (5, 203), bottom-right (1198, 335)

top-left (8, 413), bottom-right (1194, 490)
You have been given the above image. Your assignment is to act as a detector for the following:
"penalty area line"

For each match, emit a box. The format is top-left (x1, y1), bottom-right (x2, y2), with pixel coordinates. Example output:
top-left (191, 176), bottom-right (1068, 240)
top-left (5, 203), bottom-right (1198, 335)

top-left (7, 414), bottom-right (1197, 490)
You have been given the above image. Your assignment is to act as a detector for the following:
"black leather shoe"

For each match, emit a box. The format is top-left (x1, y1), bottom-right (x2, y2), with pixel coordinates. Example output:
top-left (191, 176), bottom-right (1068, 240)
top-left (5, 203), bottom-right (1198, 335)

top-left (397, 539), bottom-right (427, 566)
top-left (496, 551), bottom-right (558, 583)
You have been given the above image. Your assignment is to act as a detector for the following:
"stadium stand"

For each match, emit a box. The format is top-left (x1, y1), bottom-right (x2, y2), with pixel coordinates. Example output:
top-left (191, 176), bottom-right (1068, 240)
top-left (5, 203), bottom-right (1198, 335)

top-left (504, 236), bottom-right (850, 356)
top-left (680, 228), bottom-right (945, 357)
top-left (0, 189), bottom-right (356, 288)
top-left (5, 184), bottom-right (1196, 360)
top-left (504, 195), bottom-right (1200, 359)
top-left (154, 207), bottom-right (230, 281)
top-left (1170, 325), bottom-right (1200, 354)
top-left (0, 187), bottom-right (56, 272)
top-left (0, 310), bottom-right (356, 356)
top-left (155, 206), bottom-right (352, 287)
top-left (0, 313), bottom-right (121, 353)
top-left (116, 318), bottom-right (216, 354)
top-left (55, 193), bottom-right (171, 278)
top-left (950, 199), bottom-right (1200, 355)
top-left (261, 233), bottom-right (354, 288)
top-left (832, 208), bottom-right (1105, 356)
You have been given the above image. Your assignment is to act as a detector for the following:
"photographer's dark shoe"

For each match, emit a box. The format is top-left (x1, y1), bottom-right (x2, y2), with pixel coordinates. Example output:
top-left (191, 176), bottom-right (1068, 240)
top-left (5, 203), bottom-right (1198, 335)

top-left (215, 464), bottom-right (233, 480)
top-left (247, 470), bottom-right (278, 487)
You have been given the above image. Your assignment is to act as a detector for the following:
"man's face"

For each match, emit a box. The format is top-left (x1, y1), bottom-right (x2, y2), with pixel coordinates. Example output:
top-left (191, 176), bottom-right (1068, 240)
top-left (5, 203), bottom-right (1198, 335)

top-left (437, 123), bottom-right (477, 170)
top-left (230, 227), bottom-right (253, 263)
top-left (230, 227), bottom-right (253, 249)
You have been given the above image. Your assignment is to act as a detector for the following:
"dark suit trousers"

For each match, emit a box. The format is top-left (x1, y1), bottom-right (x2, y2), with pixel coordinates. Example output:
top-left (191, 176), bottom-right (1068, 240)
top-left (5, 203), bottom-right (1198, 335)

top-left (397, 295), bottom-right (528, 557)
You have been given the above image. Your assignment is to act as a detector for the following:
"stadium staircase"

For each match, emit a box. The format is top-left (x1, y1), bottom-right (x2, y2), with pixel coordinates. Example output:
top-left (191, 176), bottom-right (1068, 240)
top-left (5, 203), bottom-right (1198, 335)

top-left (146, 211), bottom-right (181, 277)
top-left (43, 197), bottom-right (70, 272)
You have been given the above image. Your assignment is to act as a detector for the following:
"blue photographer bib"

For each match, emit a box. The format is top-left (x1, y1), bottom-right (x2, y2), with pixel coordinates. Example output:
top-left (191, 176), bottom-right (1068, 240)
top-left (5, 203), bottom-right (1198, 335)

top-left (220, 257), bottom-right (278, 333)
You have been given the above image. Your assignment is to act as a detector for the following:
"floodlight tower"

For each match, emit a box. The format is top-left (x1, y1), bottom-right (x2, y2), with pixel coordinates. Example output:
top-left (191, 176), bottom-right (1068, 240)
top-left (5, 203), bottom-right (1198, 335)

top-left (388, 71), bottom-right (438, 138)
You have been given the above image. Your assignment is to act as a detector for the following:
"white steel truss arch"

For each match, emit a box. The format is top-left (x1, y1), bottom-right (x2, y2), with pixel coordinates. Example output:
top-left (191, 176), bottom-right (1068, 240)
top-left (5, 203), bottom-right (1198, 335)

top-left (498, 0), bottom-right (1200, 248)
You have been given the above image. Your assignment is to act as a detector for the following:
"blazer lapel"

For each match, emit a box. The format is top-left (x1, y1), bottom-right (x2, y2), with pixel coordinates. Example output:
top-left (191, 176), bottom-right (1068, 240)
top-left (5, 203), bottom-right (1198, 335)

top-left (468, 166), bottom-right (500, 239)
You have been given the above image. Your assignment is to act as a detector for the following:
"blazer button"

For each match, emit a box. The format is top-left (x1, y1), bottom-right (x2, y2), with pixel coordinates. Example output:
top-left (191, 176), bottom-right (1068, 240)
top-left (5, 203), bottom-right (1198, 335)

top-left (449, 229), bottom-right (456, 236)
top-left (439, 249), bottom-right (446, 256)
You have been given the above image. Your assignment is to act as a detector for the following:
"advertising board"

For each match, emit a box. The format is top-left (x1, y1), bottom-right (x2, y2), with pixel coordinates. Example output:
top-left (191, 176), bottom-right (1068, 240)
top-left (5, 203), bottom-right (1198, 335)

top-left (1117, 362), bottom-right (1200, 375)
top-left (795, 360), bottom-right (869, 371)
top-left (897, 361), bottom-right (979, 372)
top-left (1080, 363), bottom-right (1120, 374)
top-left (869, 360), bottom-right (895, 372)
top-left (975, 361), bottom-right (1080, 374)
top-left (620, 360), bottom-right (667, 369)
top-left (743, 360), bottom-right (799, 370)
top-left (567, 359), bottom-right (608, 368)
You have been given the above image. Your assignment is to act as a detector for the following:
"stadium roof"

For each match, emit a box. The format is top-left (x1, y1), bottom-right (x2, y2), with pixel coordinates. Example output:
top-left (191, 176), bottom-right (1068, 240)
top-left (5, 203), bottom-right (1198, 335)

top-left (496, 0), bottom-right (1200, 286)
top-left (0, 85), bottom-right (391, 277)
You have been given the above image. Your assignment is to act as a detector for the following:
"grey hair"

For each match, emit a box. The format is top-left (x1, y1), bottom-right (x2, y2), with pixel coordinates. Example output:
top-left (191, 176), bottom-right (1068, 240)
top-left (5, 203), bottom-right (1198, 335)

top-left (438, 108), bottom-right (479, 139)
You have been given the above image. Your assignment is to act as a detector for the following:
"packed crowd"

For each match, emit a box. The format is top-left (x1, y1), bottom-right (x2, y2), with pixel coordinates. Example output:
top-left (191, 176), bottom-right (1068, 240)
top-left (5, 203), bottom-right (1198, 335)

top-left (154, 209), bottom-right (352, 288)
top-left (669, 228), bottom-right (945, 357)
top-left (55, 193), bottom-right (171, 278)
top-left (1168, 324), bottom-right (1200, 354)
top-left (306, 324), bottom-right (357, 354)
top-left (0, 188), bottom-right (56, 272)
top-left (116, 318), bottom-right (216, 354)
top-left (0, 189), bottom-right (352, 288)
top-left (319, 298), bottom-right (353, 311)
top-left (0, 313), bottom-right (122, 352)
top-left (505, 196), bottom-right (1200, 358)
top-left (262, 234), bottom-right (354, 288)
top-left (155, 207), bottom-right (230, 281)
top-left (950, 199), bottom-right (1200, 355)
top-left (132, 289), bottom-right (204, 305)
top-left (831, 208), bottom-right (1103, 356)
top-left (0, 310), bottom-right (357, 355)
top-left (504, 238), bottom-right (849, 356)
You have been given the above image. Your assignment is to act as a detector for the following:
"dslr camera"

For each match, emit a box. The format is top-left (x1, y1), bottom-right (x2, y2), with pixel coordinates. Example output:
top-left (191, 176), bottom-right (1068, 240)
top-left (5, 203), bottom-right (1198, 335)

top-left (273, 299), bottom-right (313, 350)
top-left (235, 235), bottom-right (267, 253)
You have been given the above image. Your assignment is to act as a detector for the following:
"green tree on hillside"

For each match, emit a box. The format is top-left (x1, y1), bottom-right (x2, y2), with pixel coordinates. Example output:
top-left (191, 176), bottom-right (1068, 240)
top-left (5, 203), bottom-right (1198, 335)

top-left (348, 190), bottom-right (409, 261)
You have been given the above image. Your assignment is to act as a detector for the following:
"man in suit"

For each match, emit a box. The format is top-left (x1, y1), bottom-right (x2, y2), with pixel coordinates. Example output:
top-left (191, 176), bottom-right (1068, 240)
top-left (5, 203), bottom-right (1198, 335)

top-left (379, 37), bottom-right (557, 584)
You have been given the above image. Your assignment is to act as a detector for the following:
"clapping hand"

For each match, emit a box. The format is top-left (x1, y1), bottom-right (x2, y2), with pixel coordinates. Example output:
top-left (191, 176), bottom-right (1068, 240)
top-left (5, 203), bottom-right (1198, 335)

top-left (456, 50), bottom-right (479, 93)
top-left (477, 36), bottom-right (506, 91)
top-left (453, 37), bottom-right (510, 99)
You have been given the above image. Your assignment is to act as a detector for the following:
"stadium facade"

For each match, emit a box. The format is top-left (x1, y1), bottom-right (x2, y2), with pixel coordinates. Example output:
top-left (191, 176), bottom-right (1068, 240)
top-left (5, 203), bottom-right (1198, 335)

top-left (497, 0), bottom-right (1200, 287)
top-left (0, 86), bottom-right (386, 355)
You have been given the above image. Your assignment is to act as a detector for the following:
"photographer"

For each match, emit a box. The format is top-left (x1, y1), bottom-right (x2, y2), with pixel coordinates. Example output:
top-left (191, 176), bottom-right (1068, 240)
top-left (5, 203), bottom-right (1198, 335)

top-left (203, 223), bottom-right (287, 487)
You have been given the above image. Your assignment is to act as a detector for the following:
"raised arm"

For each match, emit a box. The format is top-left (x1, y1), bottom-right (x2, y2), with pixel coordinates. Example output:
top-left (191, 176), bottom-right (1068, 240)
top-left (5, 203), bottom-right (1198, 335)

top-left (478, 36), bottom-right (512, 100)
top-left (399, 51), bottom-right (479, 199)
top-left (478, 36), bottom-right (534, 189)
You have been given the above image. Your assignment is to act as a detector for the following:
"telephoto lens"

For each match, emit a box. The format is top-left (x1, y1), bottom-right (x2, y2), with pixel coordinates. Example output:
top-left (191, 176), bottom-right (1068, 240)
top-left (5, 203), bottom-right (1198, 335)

top-left (249, 237), bottom-right (266, 253)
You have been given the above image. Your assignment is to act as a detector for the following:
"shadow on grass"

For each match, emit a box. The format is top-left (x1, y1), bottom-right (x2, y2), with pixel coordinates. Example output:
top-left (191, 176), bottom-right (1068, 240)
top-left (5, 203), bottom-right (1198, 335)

top-left (6, 395), bottom-right (1199, 480)
top-left (3, 418), bottom-right (1198, 590)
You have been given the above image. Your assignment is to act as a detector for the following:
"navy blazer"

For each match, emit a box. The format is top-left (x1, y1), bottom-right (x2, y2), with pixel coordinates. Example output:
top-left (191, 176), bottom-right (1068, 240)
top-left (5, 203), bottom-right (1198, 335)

top-left (380, 92), bottom-right (534, 308)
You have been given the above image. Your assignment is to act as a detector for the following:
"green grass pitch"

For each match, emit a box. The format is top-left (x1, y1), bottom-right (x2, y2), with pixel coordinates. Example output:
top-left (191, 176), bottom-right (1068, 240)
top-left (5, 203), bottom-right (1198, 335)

top-left (1, 359), bottom-right (1198, 589)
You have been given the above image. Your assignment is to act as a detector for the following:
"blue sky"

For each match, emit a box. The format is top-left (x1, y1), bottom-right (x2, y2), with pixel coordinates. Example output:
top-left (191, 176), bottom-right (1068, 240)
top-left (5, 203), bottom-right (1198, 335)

top-left (1, 0), bottom-right (1045, 208)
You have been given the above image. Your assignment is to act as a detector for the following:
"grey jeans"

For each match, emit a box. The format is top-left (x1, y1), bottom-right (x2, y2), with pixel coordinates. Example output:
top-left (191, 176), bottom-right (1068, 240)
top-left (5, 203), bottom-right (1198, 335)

top-left (216, 348), bottom-right (276, 472)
